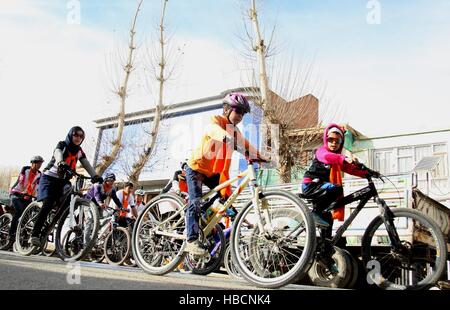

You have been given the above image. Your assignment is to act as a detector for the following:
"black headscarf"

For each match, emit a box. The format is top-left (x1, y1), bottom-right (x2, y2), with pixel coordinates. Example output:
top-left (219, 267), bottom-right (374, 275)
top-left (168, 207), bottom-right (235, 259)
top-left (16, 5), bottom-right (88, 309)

top-left (65, 126), bottom-right (85, 154)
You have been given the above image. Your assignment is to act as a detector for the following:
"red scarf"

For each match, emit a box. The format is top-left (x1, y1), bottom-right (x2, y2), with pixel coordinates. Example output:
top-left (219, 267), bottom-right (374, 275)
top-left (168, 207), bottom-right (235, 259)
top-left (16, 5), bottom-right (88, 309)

top-left (330, 165), bottom-right (344, 221)
top-left (26, 170), bottom-right (37, 196)
top-left (120, 191), bottom-right (129, 218)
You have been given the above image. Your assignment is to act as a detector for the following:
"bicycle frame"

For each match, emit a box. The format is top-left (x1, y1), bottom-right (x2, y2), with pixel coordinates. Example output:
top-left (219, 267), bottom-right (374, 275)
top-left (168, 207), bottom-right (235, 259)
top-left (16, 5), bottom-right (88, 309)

top-left (322, 176), bottom-right (402, 250)
top-left (41, 174), bottom-right (92, 240)
top-left (153, 161), bottom-right (270, 240)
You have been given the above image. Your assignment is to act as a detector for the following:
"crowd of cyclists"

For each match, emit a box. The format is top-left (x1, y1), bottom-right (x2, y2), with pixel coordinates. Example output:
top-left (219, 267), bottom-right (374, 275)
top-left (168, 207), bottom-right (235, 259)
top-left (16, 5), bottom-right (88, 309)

top-left (0, 92), bottom-right (447, 289)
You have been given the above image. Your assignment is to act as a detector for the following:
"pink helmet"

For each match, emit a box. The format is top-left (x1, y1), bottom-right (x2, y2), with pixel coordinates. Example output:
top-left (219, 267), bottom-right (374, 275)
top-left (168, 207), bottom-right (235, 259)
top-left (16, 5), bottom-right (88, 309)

top-left (223, 92), bottom-right (251, 114)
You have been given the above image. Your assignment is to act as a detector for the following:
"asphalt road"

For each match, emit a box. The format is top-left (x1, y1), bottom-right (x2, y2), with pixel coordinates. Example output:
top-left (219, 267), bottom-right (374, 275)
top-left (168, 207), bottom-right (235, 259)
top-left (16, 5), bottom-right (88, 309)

top-left (0, 250), bottom-right (330, 290)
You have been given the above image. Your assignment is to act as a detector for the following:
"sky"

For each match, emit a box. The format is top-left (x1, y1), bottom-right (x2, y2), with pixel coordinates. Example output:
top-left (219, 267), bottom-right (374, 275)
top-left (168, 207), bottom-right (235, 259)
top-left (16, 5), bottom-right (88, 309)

top-left (0, 0), bottom-right (449, 168)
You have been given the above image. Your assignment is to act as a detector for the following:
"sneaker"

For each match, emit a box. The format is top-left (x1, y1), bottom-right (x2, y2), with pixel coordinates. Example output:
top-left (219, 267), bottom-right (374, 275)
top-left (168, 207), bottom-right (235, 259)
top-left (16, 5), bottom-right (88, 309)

top-left (30, 236), bottom-right (41, 247)
top-left (184, 239), bottom-right (208, 256)
top-left (311, 212), bottom-right (330, 228)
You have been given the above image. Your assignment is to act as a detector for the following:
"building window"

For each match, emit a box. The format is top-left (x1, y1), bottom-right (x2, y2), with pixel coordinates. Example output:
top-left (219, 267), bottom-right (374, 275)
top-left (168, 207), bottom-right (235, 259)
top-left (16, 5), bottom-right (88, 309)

top-left (373, 150), bottom-right (395, 175)
top-left (372, 143), bottom-right (448, 177)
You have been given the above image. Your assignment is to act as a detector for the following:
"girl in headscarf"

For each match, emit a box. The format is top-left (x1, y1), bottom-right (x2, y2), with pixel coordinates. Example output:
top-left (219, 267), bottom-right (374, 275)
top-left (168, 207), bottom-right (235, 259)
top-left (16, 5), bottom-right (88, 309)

top-left (30, 126), bottom-right (102, 247)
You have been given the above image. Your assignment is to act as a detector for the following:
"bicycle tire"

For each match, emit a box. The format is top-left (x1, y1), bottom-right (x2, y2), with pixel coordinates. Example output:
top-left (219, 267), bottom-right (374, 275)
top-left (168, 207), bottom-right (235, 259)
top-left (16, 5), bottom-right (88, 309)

top-left (132, 193), bottom-right (186, 275)
top-left (342, 248), bottom-right (359, 289)
top-left (308, 246), bottom-right (352, 288)
top-left (224, 243), bottom-right (241, 280)
top-left (0, 213), bottom-right (13, 250)
top-left (54, 199), bottom-right (99, 262)
top-left (361, 208), bottom-right (447, 290)
top-left (104, 226), bottom-right (131, 266)
top-left (231, 190), bottom-right (316, 288)
top-left (15, 201), bottom-right (42, 256)
top-left (184, 224), bottom-right (225, 275)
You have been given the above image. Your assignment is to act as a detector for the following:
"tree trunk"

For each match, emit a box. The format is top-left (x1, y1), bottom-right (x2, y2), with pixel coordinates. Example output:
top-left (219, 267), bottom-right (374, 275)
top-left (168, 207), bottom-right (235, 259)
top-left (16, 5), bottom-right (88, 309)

top-left (250, 0), bottom-right (288, 182)
top-left (128, 0), bottom-right (168, 185)
top-left (96, 0), bottom-right (143, 176)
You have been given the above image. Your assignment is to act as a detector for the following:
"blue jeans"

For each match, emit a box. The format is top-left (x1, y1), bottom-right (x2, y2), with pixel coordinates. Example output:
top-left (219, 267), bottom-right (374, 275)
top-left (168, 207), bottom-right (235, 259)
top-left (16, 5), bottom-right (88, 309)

top-left (301, 182), bottom-right (343, 213)
top-left (185, 167), bottom-right (220, 241)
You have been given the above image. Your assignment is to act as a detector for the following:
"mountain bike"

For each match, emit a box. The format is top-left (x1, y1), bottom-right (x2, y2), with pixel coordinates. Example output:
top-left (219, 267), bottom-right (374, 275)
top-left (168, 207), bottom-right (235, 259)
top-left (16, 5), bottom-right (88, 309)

top-left (301, 163), bottom-right (447, 290)
top-left (0, 194), bottom-right (34, 251)
top-left (0, 213), bottom-right (13, 250)
top-left (87, 206), bottom-right (118, 263)
top-left (15, 169), bottom-right (100, 262)
top-left (104, 216), bottom-right (134, 266)
top-left (132, 156), bottom-right (316, 288)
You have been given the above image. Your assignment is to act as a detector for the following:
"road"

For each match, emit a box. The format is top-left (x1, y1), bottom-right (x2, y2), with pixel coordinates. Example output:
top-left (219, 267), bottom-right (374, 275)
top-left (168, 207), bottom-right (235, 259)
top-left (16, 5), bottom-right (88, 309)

top-left (0, 250), bottom-right (332, 290)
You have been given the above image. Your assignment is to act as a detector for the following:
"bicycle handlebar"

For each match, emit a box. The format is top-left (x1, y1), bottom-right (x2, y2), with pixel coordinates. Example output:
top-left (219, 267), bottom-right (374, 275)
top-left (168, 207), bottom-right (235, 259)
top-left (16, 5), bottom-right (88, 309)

top-left (59, 164), bottom-right (93, 180)
top-left (355, 162), bottom-right (384, 182)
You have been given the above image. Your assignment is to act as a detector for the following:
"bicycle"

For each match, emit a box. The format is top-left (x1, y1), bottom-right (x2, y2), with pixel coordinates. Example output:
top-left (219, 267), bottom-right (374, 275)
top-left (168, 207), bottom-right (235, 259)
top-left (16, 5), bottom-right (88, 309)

top-left (15, 169), bottom-right (100, 262)
top-left (87, 206), bottom-right (118, 263)
top-left (132, 156), bottom-right (316, 288)
top-left (104, 216), bottom-right (134, 266)
top-left (0, 211), bottom-right (13, 250)
top-left (0, 193), bottom-right (35, 251)
top-left (300, 163), bottom-right (447, 290)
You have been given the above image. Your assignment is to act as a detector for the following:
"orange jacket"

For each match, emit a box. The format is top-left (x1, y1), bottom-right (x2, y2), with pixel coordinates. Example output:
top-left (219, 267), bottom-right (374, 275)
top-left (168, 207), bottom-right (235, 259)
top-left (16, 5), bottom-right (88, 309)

top-left (188, 115), bottom-right (258, 197)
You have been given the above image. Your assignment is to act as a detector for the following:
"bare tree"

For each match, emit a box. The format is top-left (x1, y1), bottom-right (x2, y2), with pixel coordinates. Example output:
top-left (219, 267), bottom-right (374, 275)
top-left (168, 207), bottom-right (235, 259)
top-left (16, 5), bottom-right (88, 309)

top-left (95, 0), bottom-right (144, 176)
top-left (242, 0), bottom-right (342, 183)
top-left (128, 0), bottom-right (170, 185)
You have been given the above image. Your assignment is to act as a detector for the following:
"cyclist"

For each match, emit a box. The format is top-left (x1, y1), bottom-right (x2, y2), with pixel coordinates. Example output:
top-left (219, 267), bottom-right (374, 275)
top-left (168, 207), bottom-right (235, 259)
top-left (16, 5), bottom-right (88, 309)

top-left (30, 126), bottom-right (102, 247)
top-left (84, 172), bottom-right (123, 213)
top-left (112, 182), bottom-right (138, 227)
top-left (161, 161), bottom-right (188, 197)
top-left (301, 123), bottom-right (368, 235)
top-left (134, 189), bottom-right (146, 216)
top-left (7, 156), bottom-right (44, 248)
top-left (184, 92), bottom-right (267, 255)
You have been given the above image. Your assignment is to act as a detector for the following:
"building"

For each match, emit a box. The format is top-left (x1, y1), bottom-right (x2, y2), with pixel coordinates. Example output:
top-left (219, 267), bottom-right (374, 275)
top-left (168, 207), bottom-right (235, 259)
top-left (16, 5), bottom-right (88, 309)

top-left (352, 128), bottom-right (450, 206)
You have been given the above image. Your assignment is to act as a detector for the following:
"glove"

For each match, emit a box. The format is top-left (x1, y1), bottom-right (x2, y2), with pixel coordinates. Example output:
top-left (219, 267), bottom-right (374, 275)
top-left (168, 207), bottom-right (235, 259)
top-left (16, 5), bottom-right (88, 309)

top-left (91, 175), bottom-right (103, 184)
top-left (57, 161), bottom-right (69, 169)
top-left (57, 162), bottom-right (69, 178)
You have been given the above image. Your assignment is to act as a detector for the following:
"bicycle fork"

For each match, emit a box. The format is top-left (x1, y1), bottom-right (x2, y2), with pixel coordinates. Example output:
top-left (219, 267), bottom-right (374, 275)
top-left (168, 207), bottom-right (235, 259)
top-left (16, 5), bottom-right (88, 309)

top-left (250, 185), bottom-right (273, 236)
top-left (376, 197), bottom-right (402, 250)
top-left (69, 195), bottom-right (84, 230)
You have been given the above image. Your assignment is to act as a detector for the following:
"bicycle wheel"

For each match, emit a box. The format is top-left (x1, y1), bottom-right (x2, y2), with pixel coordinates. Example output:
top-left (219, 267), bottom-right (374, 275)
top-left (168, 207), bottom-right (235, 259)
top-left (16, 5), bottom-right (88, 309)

top-left (89, 234), bottom-right (106, 263)
top-left (104, 227), bottom-right (131, 266)
top-left (307, 246), bottom-right (353, 288)
top-left (15, 202), bottom-right (42, 256)
top-left (55, 199), bottom-right (99, 262)
top-left (231, 190), bottom-right (316, 288)
top-left (184, 224), bottom-right (226, 275)
top-left (342, 248), bottom-right (359, 289)
top-left (224, 243), bottom-right (241, 280)
top-left (362, 208), bottom-right (447, 290)
top-left (0, 213), bottom-right (12, 250)
top-left (132, 194), bottom-right (186, 275)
